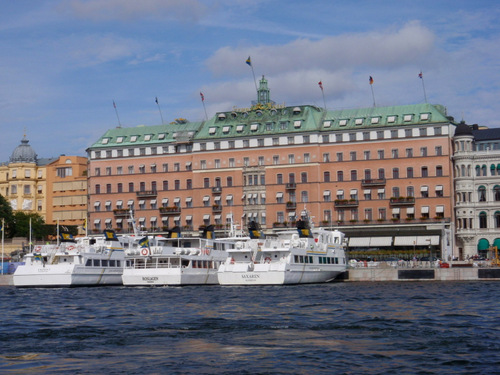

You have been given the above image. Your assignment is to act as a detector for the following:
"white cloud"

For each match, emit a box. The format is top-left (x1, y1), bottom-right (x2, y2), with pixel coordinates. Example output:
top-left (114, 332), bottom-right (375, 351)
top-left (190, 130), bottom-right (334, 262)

top-left (61, 0), bottom-right (208, 22)
top-left (206, 21), bottom-right (435, 77)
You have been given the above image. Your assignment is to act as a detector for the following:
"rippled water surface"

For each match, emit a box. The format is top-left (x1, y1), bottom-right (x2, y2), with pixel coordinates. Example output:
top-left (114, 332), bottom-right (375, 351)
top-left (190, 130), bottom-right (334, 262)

top-left (0, 282), bottom-right (499, 374)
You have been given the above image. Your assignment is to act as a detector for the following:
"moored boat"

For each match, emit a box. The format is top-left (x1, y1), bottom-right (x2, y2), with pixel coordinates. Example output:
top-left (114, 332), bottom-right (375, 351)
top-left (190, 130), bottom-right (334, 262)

top-left (217, 213), bottom-right (347, 285)
top-left (122, 225), bottom-right (233, 286)
top-left (13, 230), bottom-right (125, 287)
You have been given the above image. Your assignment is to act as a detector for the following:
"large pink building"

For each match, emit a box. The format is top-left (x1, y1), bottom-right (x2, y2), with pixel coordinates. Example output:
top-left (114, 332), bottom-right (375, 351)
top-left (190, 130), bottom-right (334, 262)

top-left (87, 77), bottom-right (455, 259)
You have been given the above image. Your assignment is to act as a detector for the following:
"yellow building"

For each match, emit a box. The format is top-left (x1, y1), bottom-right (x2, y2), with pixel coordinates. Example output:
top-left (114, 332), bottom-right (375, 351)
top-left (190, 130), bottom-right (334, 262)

top-left (45, 155), bottom-right (88, 231)
top-left (0, 136), bottom-right (87, 232)
top-left (0, 136), bottom-right (53, 219)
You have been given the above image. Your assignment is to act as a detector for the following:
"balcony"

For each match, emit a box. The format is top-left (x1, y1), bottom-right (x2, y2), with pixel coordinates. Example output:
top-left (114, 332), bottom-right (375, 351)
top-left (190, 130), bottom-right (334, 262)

top-left (285, 182), bottom-right (296, 190)
top-left (361, 178), bottom-right (386, 187)
top-left (159, 206), bottom-right (181, 215)
top-left (212, 205), bottom-right (222, 212)
top-left (212, 187), bottom-right (222, 194)
top-left (334, 199), bottom-right (359, 208)
top-left (286, 201), bottom-right (296, 210)
top-left (113, 208), bottom-right (130, 217)
top-left (389, 197), bottom-right (415, 206)
top-left (136, 190), bottom-right (157, 197)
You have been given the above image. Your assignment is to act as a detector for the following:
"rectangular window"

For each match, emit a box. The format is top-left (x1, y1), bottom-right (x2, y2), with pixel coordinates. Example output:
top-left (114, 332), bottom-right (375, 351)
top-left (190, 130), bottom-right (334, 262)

top-left (406, 148), bottom-right (413, 158)
top-left (323, 152), bottom-right (330, 162)
top-left (336, 152), bottom-right (343, 162)
top-left (350, 151), bottom-right (356, 161)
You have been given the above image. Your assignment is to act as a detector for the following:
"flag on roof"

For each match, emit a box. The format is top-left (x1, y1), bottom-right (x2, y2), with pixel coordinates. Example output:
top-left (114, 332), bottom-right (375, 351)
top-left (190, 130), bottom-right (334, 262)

top-left (155, 97), bottom-right (159, 104)
top-left (246, 56), bottom-right (252, 66)
top-left (318, 81), bottom-right (323, 90)
top-left (200, 92), bottom-right (204, 102)
top-left (369, 76), bottom-right (374, 85)
top-left (419, 71), bottom-right (423, 79)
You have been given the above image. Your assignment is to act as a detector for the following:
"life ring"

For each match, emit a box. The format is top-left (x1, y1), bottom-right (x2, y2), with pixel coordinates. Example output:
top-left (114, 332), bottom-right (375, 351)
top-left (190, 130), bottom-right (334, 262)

top-left (265, 257), bottom-right (272, 263)
top-left (34, 246), bottom-right (42, 252)
top-left (141, 248), bottom-right (150, 256)
top-left (66, 245), bottom-right (75, 251)
top-left (230, 257), bottom-right (235, 264)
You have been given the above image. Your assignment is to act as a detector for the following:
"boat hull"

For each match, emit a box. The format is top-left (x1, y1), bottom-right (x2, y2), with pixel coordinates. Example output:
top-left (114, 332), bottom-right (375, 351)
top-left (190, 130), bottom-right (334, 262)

top-left (217, 264), bottom-right (345, 285)
top-left (13, 265), bottom-right (123, 287)
top-left (122, 268), bottom-right (218, 286)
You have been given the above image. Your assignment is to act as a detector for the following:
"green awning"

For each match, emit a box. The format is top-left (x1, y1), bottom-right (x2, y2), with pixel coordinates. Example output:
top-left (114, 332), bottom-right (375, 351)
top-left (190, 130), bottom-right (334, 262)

top-left (478, 238), bottom-right (490, 251)
top-left (491, 164), bottom-right (496, 170)
top-left (493, 238), bottom-right (500, 249)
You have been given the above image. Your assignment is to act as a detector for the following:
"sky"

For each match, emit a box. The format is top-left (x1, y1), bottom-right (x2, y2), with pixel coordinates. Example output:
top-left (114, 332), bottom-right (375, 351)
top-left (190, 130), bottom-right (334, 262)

top-left (1, 0), bottom-right (499, 162)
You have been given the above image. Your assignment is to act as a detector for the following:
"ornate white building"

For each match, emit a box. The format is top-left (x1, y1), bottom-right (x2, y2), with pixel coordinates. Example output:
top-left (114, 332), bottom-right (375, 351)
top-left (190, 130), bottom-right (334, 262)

top-left (453, 122), bottom-right (500, 259)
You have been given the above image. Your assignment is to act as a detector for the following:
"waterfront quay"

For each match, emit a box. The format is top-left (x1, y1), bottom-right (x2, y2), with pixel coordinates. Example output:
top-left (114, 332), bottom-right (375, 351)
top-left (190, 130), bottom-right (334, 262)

top-left (1, 264), bottom-right (499, 286)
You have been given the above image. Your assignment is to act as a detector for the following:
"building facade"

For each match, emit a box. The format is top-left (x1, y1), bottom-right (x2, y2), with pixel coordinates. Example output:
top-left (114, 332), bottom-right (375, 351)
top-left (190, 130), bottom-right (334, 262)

top-left (87, 77), bottom-right (457, 260)
top-left (0, 136), bottom-right (88, 232)
top-left (453, 123), bottom-right (500, 259)
top-left (45, 155), bottom-right (88, 231)
top-left (0, 136), bottom-right (54, 219)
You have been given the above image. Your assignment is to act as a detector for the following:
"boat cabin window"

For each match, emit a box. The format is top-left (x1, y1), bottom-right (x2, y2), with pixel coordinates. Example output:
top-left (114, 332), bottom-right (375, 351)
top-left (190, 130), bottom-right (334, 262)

top-left (102, 260), bottom-right (108, 267)
top-left (86, 259), bottom-right (92, 267)
top-left (109, 260), bottom-right (116, 267)
top-left (181, 259), bottom-right (190, 267)
top-left (93, 259), bottom-right (100, 267)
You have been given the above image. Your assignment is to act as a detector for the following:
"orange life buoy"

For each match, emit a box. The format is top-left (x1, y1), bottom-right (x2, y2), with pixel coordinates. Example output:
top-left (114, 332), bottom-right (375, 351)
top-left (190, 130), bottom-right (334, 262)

top-left (141, 248), bottom-right (149, 256)
top-left (265, 257), bottom-right (272, 263)
top-left (230, 257), bottom-right (235, 264)
top-left (66, 245), bottom-right (75, 251)
top-left (34, 246), bottom-right (42, 252)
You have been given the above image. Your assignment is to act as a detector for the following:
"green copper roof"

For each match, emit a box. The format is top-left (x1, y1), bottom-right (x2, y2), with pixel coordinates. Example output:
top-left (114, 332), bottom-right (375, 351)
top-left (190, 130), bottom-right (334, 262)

top-left (89, 102), bottom-right (450, 149)
top-left (89, 120), bottom-right (203, 149)
top-left (194, 104), bottom-right (324, 140)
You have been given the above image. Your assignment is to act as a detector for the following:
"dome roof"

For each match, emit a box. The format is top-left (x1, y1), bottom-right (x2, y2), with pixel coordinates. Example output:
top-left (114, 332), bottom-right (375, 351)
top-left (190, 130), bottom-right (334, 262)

top-left (454, 121), bottom-right (473, 137)
top-left (10, 136), bottom-right (37, 163)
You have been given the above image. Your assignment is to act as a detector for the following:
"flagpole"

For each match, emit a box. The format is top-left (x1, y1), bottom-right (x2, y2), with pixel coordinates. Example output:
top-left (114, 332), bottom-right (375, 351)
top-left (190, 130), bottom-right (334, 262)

top-left (419, 71), bottom-right (428, 103)
top-left (57, 219), bottom-right (60, 246)
top-left (113, 100), bottom-right (122, 128)
top-left (246, 56), bottom-right (258, 94)
top-left (200, 92), bottom-right (208, 121)
top-left (369, 76), bottom-right (376, 107)
top-left (29, 217), bottom-right (32, 252)
top-left (155, 97), bottom-right (165, 124)
top-left (1, 218), bottom-right (4, 275)
top-left (318, 81), bottom-right (327, 111)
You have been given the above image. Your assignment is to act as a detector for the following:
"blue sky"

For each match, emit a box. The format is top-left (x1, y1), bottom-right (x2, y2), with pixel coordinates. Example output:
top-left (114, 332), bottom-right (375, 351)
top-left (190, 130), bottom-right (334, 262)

top-left (1, 0), bottom-right (499, 162)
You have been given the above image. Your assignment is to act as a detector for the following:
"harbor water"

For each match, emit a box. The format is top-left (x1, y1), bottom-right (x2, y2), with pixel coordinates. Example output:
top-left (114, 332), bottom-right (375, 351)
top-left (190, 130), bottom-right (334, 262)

top-left (0, 282), bottom-right (498, 374)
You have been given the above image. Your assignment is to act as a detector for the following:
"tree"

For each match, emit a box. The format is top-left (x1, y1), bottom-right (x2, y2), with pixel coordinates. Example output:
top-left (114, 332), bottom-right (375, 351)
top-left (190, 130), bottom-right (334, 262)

top-left (0, 194), bottom-right (14, 238)
top-left (12, 212), bottom-right (46, 240)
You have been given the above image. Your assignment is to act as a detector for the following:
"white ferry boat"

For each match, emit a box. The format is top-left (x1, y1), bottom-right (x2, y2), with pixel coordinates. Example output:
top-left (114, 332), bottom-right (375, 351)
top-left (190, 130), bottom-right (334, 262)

top-left (13, 230), bottom-right (126, 287)
top-left (122, 226), bottom-right (233, 286)
top-left (217, 215), bottom-right (347, 285)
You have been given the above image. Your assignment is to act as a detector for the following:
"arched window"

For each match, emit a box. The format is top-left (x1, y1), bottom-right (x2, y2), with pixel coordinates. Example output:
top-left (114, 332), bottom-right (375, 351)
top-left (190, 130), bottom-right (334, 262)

top-left (476, 165), bottom-right (481, 176)
top-left (226, 176), bottom-right (233, 187)
top-left (482, 165), bottom-right (487, 176)
top-left (324, 171), bottom-right (330, 182)
top-left (392, 187), bottom-right (400, 198)
top-left (337, 171), bottom-right (343, 182)
top-left (378, 168), bottom-right (385, 179)
top-left (478, 186), bottom-right (486, 202)
top-left (495, 212), bottom-right (500, 228)
top-left (494, 185), bottom-right (500, 201)
top-left (479, 211), bottom-right (487, 228)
